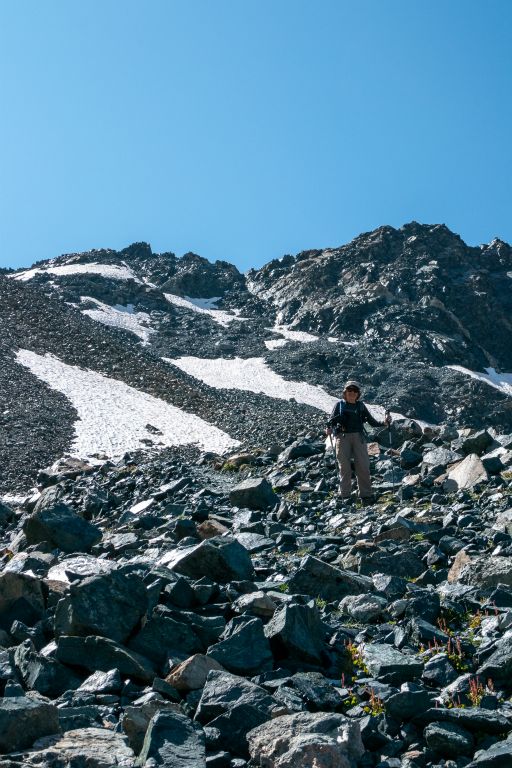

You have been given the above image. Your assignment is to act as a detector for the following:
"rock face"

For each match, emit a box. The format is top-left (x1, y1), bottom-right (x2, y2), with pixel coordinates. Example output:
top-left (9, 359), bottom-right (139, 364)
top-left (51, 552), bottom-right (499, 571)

top-left (247, 711), bottom-right (364, 768)
top-left (0, 696), bottom-right (60, 752)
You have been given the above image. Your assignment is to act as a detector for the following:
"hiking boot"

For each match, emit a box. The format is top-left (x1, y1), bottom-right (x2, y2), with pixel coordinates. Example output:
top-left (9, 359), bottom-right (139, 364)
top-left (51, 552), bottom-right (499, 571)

top-left (361, 495), bottom-right (375, 507)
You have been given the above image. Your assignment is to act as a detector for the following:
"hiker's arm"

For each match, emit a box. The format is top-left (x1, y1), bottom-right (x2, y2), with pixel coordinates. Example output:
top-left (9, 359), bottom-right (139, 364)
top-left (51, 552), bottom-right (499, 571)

top-left (362, 404), bottom-right (385, 428)
top-left (326, 402), bottom-right (342, 433)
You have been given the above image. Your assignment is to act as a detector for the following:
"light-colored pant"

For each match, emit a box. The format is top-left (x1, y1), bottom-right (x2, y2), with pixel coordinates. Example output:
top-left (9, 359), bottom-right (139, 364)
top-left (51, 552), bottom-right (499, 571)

top-left (335, 432), bottom-right (373, 499)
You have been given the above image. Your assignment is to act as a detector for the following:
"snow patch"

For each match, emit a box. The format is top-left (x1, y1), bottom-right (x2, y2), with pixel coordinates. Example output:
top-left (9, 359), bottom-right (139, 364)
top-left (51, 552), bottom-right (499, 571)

top-left (271, 325), bottom-right (319, 343)
top-left (165, 355), bottom-right (338, 412)
top-left (16, 350), bottom-right (239, 459)
top-left (264, 339), bottom-right (289, 350)
top-left (447, 365), bottom-right (512, 397)
top-left (164, 294), bottom-right (244, 327)
top-left (11, 262), bottom-right (142, 283)
top-left (80, 297), bottom-right (155, 344)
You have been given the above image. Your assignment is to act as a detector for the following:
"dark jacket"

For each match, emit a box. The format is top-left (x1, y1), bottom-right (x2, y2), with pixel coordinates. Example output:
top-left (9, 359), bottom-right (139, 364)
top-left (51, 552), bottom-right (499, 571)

top-left (327, 399), bottom-right (382, 434)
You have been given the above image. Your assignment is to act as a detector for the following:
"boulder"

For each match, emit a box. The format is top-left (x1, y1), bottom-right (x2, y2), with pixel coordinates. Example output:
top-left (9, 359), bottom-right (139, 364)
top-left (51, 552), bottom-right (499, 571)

top-left (264, 602), bottom-right (325, 666)
top-left (452, 430), bottom-right (494, 456)
top-left (229, 477), bottom-right (279, 510)
top-left (0, 695), bottom-right (60, 753)
top-left (24, 488), bottom-right (101, 553)
top-left (247, 711), bottom-right (364, 768)
top-left (287, 555), bottom-right (374, 602)
top-left (158, 537), bottom-right (254, 582)
top-left (339, 545), bottom-right (424, 579)
top-left (14, 639), bottom-right (82, 697)
top-left (56, 635), bottom-right (156, 683)
top-left (413, 707), bottom-right (511, 735)
top-left (122, 693), bottom-right (179, 755)
top-left (444, 454), bottom-right (488, 492)
top-left (467, 734), bottom-right (512, 767)
top-left (136, 709), bottom-right (205, 767)
top-left (454, 555), bottom-right (512, 589)
top-left (208, 616), bottom-right (273, 676)
top-left (232, 590), bottom-right (277, 619)
top-left (26, 728), bottom-right (135, 768)
top-left (54, 570), bottom-right (148, 643)
top-left (0, 571), bottom-right (45, 632)
top-left (339, 594), bottom-right (388, 623)
top-left (278, 440), bottom-right (324, 462)
top-left (476, 634), bottom-right (512, 686)
top-left (166, 654), bottom-right (225, 692)
top-left (424, 721), bottom-right (474, 758)
top-left (128, 605), bottom-right (203, 666)
top-left (195, 670), bottom-right (275, 725)
top-left (361, 644), bottom-right (423, 685)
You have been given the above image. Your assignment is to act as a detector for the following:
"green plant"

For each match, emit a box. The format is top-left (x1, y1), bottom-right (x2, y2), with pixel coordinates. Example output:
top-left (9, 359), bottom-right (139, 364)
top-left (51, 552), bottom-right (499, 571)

top-left (346, 641), bottom-right (370, 675)
top-left (469, 677), bottom-right (494, 707)
top-left (363, 687), bottom-right (386, 716)
top-left (221, 461), bottom-right (239, 473)
top-left (277, 582), bottom-right (289, 593)
top-left (315, 597), bottom-right (327, 610)
top-left (411, 533), bottom-right (426, 541)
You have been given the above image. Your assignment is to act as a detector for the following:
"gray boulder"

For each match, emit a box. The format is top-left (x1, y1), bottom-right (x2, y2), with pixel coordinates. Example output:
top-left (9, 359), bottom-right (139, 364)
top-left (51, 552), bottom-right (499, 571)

top-left (456, 555), bottom-right (512, 589)
top-left (158, 536), bottom-right (254, 582)
top-left (136, 709), bottom-right (205, 767)
top-left (0, 572), bottom-right (45, 632)
top-left (56, 635), bottom-right (156, 683)
top-left (24, 728), bottom-right (135, 768)
top-left (264, 602), bottom-right (325, 666)
top-left (24, 488), bottom-right (102, 553)
top-left (195, 670), bottom-right (275, 725)
top-left (247, 711), bottom-right (364, 768)
top-left (467, 734), bottom-right (512, 767)
top-left (229, 477), bottom-right (279, 510)
top-left (207, 616), bottom-right (273, 676)
top-left (14, 639), bottom-right (82, 697)
top-left (476, 633), bottom-right (512, 686)
top-left (288, 555), bottom-right (374, 602)
top-left (54, 570), bottom-right (148, 644)
top-left (424, 721), bottom-right (474, 758)
top-left (361, 644), bottom-right (423, 685)
top-left (0, 695), bottom-right (60, 752)
top-left (128, 605), bottom-right (203, 666)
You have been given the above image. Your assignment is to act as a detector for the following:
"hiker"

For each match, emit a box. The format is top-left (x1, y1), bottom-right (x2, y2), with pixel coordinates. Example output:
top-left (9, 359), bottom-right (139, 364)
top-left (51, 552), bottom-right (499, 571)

top-left (326, 380), bottom-right (391, 503)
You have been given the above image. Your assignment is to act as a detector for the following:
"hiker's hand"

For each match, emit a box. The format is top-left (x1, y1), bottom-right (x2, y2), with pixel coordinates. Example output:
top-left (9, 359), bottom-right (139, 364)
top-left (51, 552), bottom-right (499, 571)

top-left (384, 413), bottom-right (392, 426)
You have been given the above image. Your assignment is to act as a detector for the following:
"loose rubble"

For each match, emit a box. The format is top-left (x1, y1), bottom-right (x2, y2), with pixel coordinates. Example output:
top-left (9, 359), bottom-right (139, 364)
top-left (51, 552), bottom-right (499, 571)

top-left (0, 418), bottom-right (511, 767)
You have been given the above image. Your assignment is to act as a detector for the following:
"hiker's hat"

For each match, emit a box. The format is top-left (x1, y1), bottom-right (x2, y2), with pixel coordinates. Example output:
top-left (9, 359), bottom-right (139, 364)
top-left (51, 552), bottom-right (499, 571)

top-left (343, 380), bottom-right (361, 392)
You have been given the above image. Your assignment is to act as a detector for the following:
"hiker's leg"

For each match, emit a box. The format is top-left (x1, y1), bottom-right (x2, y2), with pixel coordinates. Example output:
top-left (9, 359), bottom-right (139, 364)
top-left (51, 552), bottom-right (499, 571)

top-left (336, 435), bottom-right (353, 498)
top-left (353, 433), bottom-right (373, 498)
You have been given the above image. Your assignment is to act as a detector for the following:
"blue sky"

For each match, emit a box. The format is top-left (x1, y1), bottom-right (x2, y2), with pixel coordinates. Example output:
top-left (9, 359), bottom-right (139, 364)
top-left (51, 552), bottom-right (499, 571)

top-left (1, 1), bottom-right (511, 271)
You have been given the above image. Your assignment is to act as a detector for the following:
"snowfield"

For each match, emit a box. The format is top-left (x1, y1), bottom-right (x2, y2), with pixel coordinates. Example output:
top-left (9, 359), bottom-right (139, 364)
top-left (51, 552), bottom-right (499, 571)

top-left (164, 294), bottom-right (244, 327)
top-left (80, 297), bottom-right (155, 344)
top-left (16, 350), bottom-right (239, 458)
top-left (165, 355), bottom-right (339, 412)
top-left (447, 365), bottom-right (512, 397)
top-left (11, 262), bottom-right (142, 283)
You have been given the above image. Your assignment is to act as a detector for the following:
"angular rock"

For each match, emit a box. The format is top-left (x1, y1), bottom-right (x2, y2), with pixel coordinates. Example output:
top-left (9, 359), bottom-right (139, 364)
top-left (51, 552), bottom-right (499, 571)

top-left (476, 634), bottom-right (512, 686)
top-left (128, 605), bottom-right (203, 666)
top-left (24, 488), bottom-right (101, 553)
top-left (28, 728), bottom-right (135, 767)
top-left (208, 616), bottom-right (273, 676)
top-left (195, 670), bottom-right (275, 726)
top-left (78, 668), bottom-right (122, 694)
top-left (229, 477), bottom-right (279, 510)
top-left (467, 734), bottom-right (512, 767)
top-left (414, 707), bottom-right (511, 735)
top-left (264, 602), bottom-right (325, 666)
top-left (166, 654), bottom-right (225, 692)
top-left (444, 453), bottom-right (488, 492)
top-left (136, 709), bottom-right (206, 767)
top-left (339, 545), bottom-right (424, 579)
top-left (339, 594), bottom-right (387, 623)
top-left (424, 720), bottom-right (474, 758)
top-left (56, 635), bottom-right (157, 683)
top-left (247, 711), bottom-right (364, 768)
top-left (455, 555), bottom-right (512, 589)
top-left (0, 572), bottom-right (45, 632)
top-left (122, 693), bottom-right (179, 755)
top-left (278, 440), bottom-right (324, 462)
top-left (361, 644), bottom-right (423, 685)
top-left (0, 695), bottom-right (60, 752)
top-left (232, 590), bottom-right (277, 618)
top-left (158, 537), bottom-right (254, 583)
top-left (288, 555), bottom-right (374, 602)
top-left (14, 639), bottom-right (82, 697)
top-left (54, 570), bottom-right (148, 643)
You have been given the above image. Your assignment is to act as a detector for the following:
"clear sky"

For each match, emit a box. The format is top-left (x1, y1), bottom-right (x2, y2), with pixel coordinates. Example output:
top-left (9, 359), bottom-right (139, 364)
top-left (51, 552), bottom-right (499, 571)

top-left (1, 1), bottom-right (511, 271)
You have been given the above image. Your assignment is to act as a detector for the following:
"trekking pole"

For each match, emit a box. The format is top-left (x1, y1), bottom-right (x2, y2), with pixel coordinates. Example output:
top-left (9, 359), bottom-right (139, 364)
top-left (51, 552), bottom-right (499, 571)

top-left (385, 410), bottom-right (396, 495)
top-left (328, 432), bottom-right (343, 495)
